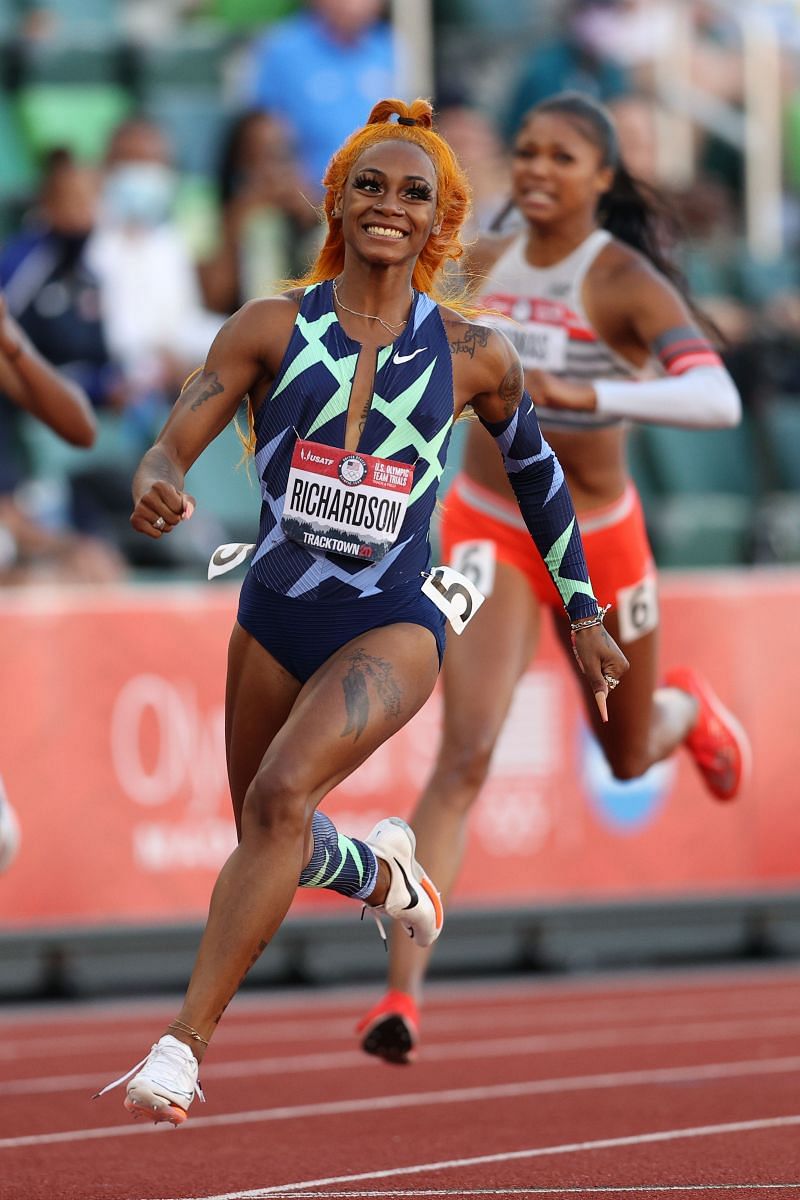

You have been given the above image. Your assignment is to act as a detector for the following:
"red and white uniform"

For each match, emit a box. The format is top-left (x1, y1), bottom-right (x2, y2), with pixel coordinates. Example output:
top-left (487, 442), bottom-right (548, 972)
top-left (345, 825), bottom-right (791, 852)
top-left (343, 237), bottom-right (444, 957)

top-left (481, 229), bottom-right (645, 431)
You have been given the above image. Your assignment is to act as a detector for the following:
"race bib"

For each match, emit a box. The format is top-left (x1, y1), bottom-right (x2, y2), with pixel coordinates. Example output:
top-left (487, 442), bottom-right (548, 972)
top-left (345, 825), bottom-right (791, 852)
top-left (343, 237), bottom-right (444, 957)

top-left (282, 440), bottom-right (413, 562)
top-left (508, 321), bottom-right (568, 370)
top-left (449, 539), bottom-right (496, 597)
top-left (208, 542), bottom-right (255, 579)
top-left (422, 564), bottom-right (485, 635)
top-left (616, 573), bottom-right (659, 642)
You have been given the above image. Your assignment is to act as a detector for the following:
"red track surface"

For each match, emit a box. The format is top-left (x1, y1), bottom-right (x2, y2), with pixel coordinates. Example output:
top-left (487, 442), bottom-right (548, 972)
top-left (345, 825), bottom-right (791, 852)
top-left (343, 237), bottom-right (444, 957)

top-left (3, 965), bottom-right (800, 1199)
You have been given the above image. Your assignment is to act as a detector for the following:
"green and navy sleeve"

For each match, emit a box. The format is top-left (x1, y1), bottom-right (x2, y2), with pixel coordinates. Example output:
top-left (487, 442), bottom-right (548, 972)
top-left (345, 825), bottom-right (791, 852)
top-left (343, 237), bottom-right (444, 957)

top-left (479, 393), bottom-right (599, 620)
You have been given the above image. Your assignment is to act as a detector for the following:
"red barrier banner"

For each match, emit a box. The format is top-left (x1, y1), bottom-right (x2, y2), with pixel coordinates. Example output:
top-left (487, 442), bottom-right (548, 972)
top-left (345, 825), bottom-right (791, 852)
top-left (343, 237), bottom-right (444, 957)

top-left (0, 571), bottom-right (798, 928)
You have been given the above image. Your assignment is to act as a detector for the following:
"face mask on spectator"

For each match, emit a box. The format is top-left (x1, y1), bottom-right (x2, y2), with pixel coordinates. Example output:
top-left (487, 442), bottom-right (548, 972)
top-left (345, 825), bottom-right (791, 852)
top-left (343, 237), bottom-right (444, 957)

top-left (102, 163), bottom-right (177, 228)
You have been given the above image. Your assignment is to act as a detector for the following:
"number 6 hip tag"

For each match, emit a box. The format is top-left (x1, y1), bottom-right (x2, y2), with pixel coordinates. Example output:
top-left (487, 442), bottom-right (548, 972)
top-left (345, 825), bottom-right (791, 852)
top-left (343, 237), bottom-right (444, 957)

top-left (421, 565), bottom-right (486, 635)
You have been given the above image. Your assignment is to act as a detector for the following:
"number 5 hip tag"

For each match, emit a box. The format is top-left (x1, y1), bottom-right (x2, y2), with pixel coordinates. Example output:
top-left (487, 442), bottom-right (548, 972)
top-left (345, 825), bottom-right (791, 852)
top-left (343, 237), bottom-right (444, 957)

top-left (421, 565), bottom-right (486, 635)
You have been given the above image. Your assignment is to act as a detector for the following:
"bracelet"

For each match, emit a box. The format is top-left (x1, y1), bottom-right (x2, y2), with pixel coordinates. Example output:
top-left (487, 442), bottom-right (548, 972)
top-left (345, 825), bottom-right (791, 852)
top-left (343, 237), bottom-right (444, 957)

top-left (570, 602), bottom-right (611, 633)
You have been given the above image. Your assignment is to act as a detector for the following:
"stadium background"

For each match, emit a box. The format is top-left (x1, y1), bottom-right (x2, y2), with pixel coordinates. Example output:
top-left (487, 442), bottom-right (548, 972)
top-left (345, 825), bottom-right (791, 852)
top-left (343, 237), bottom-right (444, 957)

top-left (0, 0), bottom-right (798, 999)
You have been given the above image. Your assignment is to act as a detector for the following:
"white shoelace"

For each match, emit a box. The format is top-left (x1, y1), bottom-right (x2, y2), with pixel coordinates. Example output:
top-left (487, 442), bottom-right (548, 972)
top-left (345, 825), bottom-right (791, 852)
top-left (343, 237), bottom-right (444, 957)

top-left (361, 905), bottom-right (388, 950)
top-left (93, 1042), bottom-right (205, 1102)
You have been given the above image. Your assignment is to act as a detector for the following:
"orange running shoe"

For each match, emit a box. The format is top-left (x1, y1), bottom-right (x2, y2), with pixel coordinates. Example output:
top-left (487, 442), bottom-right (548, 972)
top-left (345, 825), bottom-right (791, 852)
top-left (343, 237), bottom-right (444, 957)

top-left (665, 666), bottom-right (751, 802)
top-left (357, 990), bottom-right (419, 1065)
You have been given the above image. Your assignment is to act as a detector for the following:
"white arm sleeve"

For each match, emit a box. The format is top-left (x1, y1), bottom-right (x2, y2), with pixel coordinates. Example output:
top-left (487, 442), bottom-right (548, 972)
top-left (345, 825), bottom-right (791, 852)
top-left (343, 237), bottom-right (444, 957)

top-left (594, 365), bottom-right (742, 428)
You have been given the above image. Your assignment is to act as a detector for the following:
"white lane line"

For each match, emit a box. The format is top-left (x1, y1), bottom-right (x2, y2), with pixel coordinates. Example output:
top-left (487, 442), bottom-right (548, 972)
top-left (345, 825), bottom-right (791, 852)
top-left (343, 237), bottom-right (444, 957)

top-left (7, 1015), bottom-right (800, 1098)
top-left (3, 964), bottom-right (800, 1034)
top-left (150, 1113), bottom-right (800, 1199)
top-left (205, 1189), bottom-right (800, 1197)
top-left (6, 989), bottom-right (800, 1062)
top-left (2, 1055), bottom-right (799, 1150)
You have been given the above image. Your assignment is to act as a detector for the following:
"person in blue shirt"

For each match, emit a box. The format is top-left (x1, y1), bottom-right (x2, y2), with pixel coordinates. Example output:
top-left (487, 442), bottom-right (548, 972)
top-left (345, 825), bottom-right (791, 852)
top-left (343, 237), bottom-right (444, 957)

top-left (502, 0), bottom-right (631, 143)
top-left (246, 0), bottom-right (402, 198)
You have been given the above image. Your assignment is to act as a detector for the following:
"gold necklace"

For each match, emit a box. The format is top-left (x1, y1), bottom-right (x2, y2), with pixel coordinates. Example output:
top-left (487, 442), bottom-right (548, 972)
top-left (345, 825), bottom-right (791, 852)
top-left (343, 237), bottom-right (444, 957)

top-left (332, 278), bottom-right (411, 336)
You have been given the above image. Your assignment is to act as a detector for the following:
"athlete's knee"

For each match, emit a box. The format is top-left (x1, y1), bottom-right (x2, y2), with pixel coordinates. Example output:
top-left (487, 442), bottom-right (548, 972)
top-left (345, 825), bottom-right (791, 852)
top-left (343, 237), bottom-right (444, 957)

top-left (603, 742), bottom-right (651, 782)
top-left (432, 733), bottom-right (498, 808)
top-left (242, 761), bottom-right (311, 839)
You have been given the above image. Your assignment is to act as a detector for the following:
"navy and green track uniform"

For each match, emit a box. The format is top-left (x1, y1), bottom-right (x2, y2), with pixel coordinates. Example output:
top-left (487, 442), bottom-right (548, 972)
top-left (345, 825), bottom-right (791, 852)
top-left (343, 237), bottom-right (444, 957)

top-left (237, 279), bottom-right (596, 682)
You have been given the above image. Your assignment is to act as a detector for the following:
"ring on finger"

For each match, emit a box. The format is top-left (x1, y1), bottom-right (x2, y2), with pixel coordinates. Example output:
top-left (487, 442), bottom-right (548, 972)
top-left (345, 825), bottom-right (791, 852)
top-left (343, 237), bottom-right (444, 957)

top-left (153, 515), bottom-right (166, 531)
top-left (603, 673), bottom-right (619, 690)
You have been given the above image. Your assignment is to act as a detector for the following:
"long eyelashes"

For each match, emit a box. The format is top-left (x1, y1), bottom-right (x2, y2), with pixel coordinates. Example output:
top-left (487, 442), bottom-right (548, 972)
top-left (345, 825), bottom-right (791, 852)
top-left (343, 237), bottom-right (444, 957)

top-left (352, 173), bottom-right (433, 201)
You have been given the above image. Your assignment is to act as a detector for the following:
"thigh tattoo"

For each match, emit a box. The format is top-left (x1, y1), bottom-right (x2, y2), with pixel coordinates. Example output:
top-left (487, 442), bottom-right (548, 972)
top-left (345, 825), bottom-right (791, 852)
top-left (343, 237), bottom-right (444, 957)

top-left (341, 649), bottom-right (402, 741)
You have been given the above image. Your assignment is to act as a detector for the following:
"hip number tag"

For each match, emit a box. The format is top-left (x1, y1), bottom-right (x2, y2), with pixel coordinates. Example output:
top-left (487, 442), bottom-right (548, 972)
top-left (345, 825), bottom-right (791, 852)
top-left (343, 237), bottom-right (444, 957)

top-left (422, 564), bottom-right (485, 635)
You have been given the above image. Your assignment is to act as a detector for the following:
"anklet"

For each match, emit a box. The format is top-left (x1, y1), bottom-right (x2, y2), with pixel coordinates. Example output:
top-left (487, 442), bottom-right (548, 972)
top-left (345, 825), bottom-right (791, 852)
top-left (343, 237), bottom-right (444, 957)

top-left (167, 1019), bottom-right (209, 1047)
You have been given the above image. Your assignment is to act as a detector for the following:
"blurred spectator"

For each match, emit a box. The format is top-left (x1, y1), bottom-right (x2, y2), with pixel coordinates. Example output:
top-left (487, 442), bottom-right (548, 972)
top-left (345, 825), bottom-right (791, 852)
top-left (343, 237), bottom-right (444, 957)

top-left (670, 176), bottom-right (800, 409)
top-left (244, 0), bottom-right (403, 196)
top-left (579, 1), bottom-right (744, 192)
top-left (199, 108), bottom-right (322, 314)
top-left (501, 0), bottom-right (631, 143)
top-left (0, 151), bottom-right (118, 411)
top-left (0, 285), bottom-right (124, 875)
top-left (606, 93), bottom-right (660, 185)
top-left (435, 98), bottom-right (513, 240)
top-left (0, 292), bottom-right (124, 585)
top-left (86, 116), bottom-right (223, 426)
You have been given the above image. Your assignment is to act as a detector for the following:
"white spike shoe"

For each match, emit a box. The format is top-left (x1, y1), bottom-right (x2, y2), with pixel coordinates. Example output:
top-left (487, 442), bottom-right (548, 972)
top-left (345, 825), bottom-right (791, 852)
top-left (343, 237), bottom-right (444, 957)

top-left (364, 818), bottom-right (444, 948)
top-left (95, 1034), bottom-right (205, 1125)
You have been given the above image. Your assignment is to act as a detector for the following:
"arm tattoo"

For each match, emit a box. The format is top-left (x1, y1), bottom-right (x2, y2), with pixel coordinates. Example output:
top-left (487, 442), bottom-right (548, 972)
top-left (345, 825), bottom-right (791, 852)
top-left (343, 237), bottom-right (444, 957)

top-left (499, 360), bottom-right (523, 418)
top-left (188, 370), bottom-right (224, 412)
top-left (449, 325), bottom-right (490, 359)
top-left (341, 649), bottom-right (402, 741)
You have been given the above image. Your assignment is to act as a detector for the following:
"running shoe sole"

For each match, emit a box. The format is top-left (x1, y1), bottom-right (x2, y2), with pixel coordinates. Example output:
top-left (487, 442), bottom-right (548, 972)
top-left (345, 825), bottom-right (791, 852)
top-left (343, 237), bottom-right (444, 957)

top-left (124, 1094), bottom-right (189, 1125)
top-left (361, 1014), bottom-right (417, 1065)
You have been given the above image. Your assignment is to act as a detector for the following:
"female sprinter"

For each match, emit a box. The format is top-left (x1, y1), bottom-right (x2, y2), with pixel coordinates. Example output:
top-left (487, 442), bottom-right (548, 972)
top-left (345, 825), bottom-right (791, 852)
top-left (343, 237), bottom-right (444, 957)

top-left (358, 91), bottom-right (750, 1065)
top-left (95, 97), bottom-right (627, 1123)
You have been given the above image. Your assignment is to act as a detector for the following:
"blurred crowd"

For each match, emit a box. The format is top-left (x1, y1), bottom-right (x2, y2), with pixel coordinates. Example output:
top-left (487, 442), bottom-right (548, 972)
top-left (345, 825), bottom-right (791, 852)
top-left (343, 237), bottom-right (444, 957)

top-left (2, 0), bottom-right (800, 585)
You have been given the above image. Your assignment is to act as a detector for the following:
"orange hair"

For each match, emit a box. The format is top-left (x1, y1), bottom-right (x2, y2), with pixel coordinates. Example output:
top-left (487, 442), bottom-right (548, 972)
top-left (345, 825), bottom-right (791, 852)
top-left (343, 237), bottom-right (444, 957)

top-left (294, 97), bottom-right (473, 301)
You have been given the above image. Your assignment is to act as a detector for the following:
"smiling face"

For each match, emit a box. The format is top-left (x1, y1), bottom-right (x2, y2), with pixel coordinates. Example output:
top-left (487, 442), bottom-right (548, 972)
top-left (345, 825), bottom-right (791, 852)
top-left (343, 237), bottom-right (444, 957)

top-left (511, 111), bottom-right (614, 227)
top-left (338, 139), bottom-right (439, 265)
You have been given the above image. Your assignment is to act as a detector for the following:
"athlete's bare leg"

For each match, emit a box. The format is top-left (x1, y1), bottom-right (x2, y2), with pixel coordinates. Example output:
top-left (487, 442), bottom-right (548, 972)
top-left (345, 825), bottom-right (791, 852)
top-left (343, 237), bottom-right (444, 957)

top-left (377, 581), bottom-right (692, 1015)
top-left (172, 620), bottom-right (441, 1056)
top-left (386, 562), bottom-right (540, 1001)
top-left (552, 608), bottom-right (696, 778)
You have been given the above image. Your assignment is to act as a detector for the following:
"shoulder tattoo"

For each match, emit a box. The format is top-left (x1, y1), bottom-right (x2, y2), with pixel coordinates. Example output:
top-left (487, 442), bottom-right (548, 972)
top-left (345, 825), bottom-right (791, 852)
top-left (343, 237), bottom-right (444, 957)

top-left (449, 324), bottom-right (490, 359)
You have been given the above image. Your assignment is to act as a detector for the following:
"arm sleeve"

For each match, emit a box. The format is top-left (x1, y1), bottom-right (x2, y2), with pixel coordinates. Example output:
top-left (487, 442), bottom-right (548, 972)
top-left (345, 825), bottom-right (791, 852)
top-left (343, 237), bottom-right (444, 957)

top-left (478, 392), bottom-right (599, 621)
top-left (594, 364), bottom-right (741, 428)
